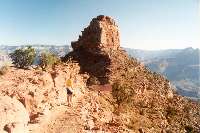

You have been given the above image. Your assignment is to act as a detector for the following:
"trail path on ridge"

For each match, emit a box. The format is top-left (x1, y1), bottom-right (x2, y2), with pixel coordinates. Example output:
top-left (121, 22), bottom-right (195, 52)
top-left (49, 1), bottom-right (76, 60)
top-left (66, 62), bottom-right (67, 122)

top-left (29, 95), bottom-right (85, 133)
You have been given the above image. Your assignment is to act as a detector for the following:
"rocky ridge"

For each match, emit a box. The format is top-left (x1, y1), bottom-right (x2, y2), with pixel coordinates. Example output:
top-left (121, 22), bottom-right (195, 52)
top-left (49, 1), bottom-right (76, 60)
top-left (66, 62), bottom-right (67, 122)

top-left (64, 15), bottom-right (200, 132)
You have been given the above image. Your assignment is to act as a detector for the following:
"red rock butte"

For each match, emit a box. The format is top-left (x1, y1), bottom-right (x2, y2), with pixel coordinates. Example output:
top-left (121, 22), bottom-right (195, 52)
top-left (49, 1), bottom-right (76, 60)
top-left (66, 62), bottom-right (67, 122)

top-left (71, 15), bottom-right (120, 53)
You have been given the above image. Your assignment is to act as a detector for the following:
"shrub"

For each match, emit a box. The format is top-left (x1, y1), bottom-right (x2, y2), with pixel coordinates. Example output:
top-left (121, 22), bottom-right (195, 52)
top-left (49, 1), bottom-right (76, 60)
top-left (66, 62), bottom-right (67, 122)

top-left (39, 52), bottom-right (60, 70)
top-left (112, 82), bottom-right (135, 105)
top-left (9, 46), bottom-right (36, 69)
top-left (166, 106), bottom-right (177, 117)
top-left (0, 65), bottom-right (8, 75)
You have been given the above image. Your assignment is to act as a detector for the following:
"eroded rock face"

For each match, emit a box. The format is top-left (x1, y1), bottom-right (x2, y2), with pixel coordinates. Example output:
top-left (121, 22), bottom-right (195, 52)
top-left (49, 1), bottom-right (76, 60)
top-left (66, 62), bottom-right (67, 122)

top-left (65, 15), bottom-right (121, 84)
top-left (0, 96), bottom-right (29, 133)
top-left (71, 15), bottom-right (120, 53)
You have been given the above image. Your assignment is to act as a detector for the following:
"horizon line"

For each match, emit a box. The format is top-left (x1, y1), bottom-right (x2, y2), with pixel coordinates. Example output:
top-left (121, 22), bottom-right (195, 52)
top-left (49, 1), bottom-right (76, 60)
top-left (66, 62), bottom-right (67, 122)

top-left (0, 44), bottom-right (199, 51)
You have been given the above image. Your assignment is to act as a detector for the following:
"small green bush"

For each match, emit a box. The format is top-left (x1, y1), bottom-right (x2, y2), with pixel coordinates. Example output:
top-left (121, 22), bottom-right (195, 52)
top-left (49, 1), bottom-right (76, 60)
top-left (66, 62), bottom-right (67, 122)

top-left (9, 46), bottom-right (36, 69)
top-left (39, 52), bottom-right (60, 70)
top-left (0, 65), bottom-right (8, 75)
top-left (112, 82), bottom-right (135, 105)
top-left (166, 106), bottom-right (177, 117)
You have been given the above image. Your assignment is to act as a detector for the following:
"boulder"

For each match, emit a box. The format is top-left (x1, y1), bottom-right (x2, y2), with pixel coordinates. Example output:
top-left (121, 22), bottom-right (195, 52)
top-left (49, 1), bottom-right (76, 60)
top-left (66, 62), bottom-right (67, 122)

top-left (0, 96), bottom-right (29, 133)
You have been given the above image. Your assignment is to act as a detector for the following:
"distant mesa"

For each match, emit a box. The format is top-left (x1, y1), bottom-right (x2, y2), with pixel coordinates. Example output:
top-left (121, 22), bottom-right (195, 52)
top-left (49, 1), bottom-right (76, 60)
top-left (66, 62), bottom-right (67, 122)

top-left (71, 15), bottom-right (120, 54)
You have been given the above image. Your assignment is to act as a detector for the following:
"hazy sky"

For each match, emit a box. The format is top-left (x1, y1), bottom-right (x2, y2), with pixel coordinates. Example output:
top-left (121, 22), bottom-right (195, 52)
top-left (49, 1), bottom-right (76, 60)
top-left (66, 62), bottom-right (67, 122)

top-left (0, 0), bottom-right (199, 50)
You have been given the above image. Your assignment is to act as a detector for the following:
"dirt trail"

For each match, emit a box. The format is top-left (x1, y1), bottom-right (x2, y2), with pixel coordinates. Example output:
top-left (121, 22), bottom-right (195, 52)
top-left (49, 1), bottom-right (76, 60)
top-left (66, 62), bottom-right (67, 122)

top-left (46, 101), bottom-right (84, 133)
top-left (28, 96), bottom-right (85, 133)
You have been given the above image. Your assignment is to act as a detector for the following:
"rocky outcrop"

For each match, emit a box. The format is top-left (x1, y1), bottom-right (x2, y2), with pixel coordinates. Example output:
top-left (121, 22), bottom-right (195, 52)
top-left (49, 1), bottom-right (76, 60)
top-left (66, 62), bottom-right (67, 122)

top-left (0, 96), bottom-right (29, 133)
top-left (63, 15), bottom-right (200, 132)
top-left (64, 15), bottom-right (122, 84)
top-left (71, 15), bottom-right (120, 54)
